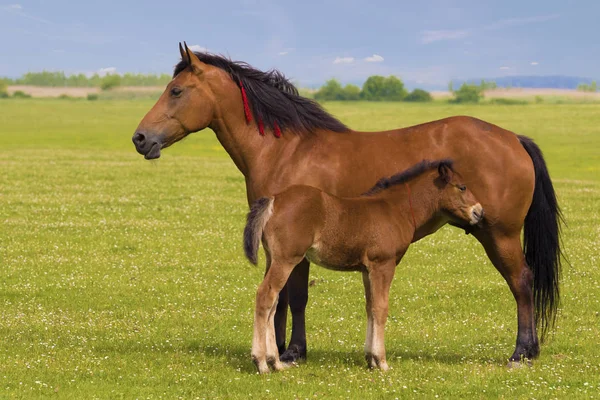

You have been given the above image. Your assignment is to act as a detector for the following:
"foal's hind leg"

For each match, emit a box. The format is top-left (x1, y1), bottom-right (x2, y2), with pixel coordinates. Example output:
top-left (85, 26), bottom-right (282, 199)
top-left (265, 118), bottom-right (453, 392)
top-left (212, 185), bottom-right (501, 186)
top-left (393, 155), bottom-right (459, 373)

top-left (252, 259), bottom-right (299, 373)
top-left (266, 298), bottom-right (286, 371)
top-left (476, 230), bottom-right (539, 364)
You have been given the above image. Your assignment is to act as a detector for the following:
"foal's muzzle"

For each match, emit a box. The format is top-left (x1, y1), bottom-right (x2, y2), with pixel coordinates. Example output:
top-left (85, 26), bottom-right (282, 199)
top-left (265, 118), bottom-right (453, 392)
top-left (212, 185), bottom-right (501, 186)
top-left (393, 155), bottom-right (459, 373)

top-left (132, 132), bottom-right (162, 160)
top-left (470, 204), bottom-right (485, 225)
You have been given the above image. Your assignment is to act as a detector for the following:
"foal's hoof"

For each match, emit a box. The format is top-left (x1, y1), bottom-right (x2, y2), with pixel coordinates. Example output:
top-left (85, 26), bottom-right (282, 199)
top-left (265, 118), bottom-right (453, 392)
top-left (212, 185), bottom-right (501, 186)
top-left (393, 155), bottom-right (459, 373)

top-left (279, 344), bottom-right (306, 363)
top-left (366, 354), bottom-right (390, 371)
top-left (268, 356), bottom-right (290, 372)
top-left (252, 355), bottom-right (271, 374)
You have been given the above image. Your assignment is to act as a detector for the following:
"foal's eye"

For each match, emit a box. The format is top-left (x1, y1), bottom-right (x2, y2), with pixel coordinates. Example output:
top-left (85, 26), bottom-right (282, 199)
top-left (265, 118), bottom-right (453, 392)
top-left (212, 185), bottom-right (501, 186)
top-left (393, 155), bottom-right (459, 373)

top-left (458, 185), bottom-right (467, 192)
top-left (170, 87), bottom-right (183, 97)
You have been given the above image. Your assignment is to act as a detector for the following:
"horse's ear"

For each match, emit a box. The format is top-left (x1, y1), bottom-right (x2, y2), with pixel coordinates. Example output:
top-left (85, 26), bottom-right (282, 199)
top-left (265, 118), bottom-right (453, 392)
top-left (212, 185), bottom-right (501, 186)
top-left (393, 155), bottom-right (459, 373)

top-left (183, 41), bottom-right (205, 75)
top-left (179, 42), bottom-right (188, 62)
top-left (438, 162), bottom-right (453, 184)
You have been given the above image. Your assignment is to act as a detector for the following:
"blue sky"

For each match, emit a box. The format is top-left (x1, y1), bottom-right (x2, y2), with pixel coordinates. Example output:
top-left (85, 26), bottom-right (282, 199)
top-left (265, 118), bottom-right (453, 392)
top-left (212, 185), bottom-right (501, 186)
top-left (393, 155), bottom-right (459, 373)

top-left (1, 0), bottom-right (598, 87)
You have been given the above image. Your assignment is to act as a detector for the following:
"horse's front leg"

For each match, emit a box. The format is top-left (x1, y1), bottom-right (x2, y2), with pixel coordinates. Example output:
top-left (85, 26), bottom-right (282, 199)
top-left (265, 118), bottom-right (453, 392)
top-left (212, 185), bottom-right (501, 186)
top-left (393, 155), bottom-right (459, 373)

top-left (279, 258), bottom-right (310, 363)
top-left (364, 259), bottom-right (397, 371)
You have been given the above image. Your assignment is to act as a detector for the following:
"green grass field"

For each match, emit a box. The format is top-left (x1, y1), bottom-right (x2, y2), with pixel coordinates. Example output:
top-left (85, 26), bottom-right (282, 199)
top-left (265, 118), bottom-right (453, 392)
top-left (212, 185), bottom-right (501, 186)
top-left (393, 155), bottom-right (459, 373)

top-left (1, 99), bottom-right (599, 399)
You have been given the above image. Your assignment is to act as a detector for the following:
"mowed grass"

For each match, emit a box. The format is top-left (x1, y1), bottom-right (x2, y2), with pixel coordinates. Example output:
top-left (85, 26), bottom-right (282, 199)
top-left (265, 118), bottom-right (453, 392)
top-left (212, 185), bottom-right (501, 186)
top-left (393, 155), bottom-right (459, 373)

top-left (0, 99), bottom-right (599, 399)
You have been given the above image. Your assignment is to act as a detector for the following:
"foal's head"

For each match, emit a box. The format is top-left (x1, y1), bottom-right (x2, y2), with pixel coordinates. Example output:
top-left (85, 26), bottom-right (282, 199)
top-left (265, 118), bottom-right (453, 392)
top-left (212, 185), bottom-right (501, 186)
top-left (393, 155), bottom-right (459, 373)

top-left (436, 161), bottom-right (484, 226)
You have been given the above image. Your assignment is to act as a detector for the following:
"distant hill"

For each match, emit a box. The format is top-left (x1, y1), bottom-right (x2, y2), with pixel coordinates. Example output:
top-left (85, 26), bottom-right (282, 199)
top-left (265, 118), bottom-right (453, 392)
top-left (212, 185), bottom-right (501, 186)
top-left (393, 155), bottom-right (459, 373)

top-left (451, 76), bottom-right (596, 89)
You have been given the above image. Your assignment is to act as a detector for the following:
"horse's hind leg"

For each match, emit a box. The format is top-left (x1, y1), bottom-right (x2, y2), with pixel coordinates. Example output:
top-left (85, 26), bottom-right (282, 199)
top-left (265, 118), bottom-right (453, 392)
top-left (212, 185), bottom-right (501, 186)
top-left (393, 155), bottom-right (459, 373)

top-left (279, 258), bottom-right (310, 363)
top-left (476, 230), bottom-right (539, 364)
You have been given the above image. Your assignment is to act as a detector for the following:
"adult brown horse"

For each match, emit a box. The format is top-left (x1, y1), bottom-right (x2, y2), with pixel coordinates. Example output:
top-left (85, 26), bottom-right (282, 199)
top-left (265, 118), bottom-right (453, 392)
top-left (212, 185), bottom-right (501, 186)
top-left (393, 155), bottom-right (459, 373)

top-left (132, 43), bottom-right (562, 365)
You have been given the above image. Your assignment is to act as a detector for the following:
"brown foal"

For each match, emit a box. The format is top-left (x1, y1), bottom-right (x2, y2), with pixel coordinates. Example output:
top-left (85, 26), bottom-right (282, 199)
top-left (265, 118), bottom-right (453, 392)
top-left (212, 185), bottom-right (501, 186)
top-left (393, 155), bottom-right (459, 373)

top-left (133, 43), bottom-right (562, 365)
top-left (243, 160), bottom-right (484, 373)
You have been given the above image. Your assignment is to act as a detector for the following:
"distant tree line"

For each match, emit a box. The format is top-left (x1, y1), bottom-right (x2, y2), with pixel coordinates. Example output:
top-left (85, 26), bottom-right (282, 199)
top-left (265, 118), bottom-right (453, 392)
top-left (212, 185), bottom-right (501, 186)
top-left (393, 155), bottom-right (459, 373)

top-left (577, 81), bottom-right (597, 92)
top-left (0, 78), bottom-right (8, 98)
top-left (1, 71), bottom-right (172, 88)
top-left (447, 80), bottom-right (498, 103)
top-left (314, 76), bottom-right (433, 102)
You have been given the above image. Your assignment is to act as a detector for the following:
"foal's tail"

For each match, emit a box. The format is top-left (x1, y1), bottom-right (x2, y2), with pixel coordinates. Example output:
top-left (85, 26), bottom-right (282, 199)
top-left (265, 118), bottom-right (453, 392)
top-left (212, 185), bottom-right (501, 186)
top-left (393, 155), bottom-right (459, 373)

top-left (244, 197), bottom-right (275, 265)
top-left (519, 135), bottom-right (564, 339)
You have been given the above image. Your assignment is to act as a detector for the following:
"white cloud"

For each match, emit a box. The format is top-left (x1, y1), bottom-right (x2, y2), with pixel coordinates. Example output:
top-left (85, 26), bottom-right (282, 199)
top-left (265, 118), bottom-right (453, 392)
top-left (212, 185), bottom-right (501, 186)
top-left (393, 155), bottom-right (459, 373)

top-left (364, 54), bottom-right (384, 63)
top-left (499, 66), bottom-right (511, 70)
top-left (278, 51), bottom-right (288, 56)
top-left (188, 45), bottom-right (207, 53)
top-left (420, 30), bottom-right (469, 44)
top-left (530, 61), bottom-right (539, 66)
top-left (1, 3), bottom-right (51, 24)
top-left (333, 56), bottom-right (354, 64)
top-left (98, 67), bottom-right (117, 76)
top-left (487, 14), bottom-right (560, 30)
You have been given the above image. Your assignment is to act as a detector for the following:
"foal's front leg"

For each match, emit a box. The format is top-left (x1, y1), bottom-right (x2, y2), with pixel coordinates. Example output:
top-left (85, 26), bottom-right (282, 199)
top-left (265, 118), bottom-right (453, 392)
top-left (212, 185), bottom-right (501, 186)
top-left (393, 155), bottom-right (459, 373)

top-left (364, 260), bottom-right (397, 371)
top-left (362, 271), bottom-right (374, 360)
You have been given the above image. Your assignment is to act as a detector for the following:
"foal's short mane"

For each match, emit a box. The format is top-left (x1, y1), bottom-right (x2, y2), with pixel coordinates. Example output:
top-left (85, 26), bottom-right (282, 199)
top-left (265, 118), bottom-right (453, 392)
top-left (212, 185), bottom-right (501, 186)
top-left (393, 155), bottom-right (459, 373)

top-left (363, 159), bottom-right (454, 196)
top-left (174, 52), bottom-right (349, 136)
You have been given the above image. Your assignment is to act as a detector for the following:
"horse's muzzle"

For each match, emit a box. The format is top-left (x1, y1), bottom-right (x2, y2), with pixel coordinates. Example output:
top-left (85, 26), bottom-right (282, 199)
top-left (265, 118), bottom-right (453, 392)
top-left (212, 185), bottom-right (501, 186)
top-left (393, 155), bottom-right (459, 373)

top-left (132, 132), bottom-right (162, 160)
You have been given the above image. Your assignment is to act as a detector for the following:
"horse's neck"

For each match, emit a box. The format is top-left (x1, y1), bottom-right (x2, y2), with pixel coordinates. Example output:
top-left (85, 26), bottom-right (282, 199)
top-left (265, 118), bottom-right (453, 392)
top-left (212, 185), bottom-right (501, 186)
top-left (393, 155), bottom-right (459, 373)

top-left (209, 118), bottom-right (261, 176)
top-left (207, 79), bottom-right (309, 184)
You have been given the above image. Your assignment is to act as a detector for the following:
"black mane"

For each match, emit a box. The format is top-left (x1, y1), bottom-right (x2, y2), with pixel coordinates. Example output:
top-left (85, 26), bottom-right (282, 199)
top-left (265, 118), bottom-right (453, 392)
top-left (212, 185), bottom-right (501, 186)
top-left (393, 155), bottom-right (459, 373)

top-left (363, 159), bottom-right (454, 196)
top-left (174, 52), bottom-right (349, 135)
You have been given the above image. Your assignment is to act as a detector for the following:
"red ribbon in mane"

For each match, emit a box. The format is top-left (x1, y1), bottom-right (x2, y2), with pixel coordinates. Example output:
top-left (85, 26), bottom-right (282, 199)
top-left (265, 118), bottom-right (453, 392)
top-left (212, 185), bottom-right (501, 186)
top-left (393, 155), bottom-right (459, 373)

top-left (239, 79), bottom-right (282, 138)
top-left (240, 81), bottom-right (252, 123)
top-left (273, 121), bottom-right (282, 138)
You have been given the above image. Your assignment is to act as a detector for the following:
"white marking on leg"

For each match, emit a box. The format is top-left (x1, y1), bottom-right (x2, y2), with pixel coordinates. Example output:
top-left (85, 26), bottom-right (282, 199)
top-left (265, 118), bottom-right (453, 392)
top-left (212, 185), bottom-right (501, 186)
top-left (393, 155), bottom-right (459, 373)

top-left (266, 299), bottom-right (286, 371)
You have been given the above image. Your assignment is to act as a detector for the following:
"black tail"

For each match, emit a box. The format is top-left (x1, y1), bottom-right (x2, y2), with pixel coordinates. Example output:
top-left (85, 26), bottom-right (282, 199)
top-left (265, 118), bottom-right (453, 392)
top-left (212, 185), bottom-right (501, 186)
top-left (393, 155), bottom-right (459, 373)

top-left (519, 135), bottom-right (564, 339)
top-left (243, 197), bottom-right (274, 265)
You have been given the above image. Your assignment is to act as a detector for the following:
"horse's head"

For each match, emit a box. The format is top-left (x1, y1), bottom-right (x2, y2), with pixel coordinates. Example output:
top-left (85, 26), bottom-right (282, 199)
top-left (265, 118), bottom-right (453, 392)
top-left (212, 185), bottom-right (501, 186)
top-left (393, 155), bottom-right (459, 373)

top-left (437, 162), bottom-right (484, 226)
top-left (132, 43), bottom-right (221, 159)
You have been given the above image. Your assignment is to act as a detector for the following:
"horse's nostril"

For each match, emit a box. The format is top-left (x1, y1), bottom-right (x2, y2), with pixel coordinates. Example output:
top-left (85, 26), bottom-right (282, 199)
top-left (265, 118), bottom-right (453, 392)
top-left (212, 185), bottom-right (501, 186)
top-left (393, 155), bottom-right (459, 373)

top-left (133, 132), bottom-right (146, 145)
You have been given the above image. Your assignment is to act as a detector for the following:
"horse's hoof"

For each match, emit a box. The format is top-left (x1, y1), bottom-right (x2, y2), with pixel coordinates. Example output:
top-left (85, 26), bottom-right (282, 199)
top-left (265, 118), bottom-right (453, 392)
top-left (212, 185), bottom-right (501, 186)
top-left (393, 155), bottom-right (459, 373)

top-left (507, 359), bottom-right (532, 369)
top-left (279, 344), bottom-right (306, 363)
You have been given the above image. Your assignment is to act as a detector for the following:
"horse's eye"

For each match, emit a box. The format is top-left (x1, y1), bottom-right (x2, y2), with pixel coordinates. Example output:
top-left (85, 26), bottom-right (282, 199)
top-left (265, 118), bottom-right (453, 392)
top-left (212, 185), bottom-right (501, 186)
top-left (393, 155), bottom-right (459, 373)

top-left (458, 185), bottom-right (467, 192)
top-left (170, 87), bottom-right (183, 97)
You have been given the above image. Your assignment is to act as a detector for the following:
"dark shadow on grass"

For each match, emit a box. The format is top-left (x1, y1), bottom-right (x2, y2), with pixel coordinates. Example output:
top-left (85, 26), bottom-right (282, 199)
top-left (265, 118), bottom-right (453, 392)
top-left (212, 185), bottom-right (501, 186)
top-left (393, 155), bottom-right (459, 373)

top-left (386, 349), bottom-right (503, 365)
top-left (307, 348), bottom-right (501, 367)
top-left (94, 338), bottom-right (507, 374)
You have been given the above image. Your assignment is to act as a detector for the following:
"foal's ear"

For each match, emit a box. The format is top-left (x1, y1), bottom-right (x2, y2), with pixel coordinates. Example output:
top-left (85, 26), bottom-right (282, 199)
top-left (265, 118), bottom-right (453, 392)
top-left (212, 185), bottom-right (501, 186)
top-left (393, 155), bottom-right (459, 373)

top-left (438, 162), bottom-right (453, 184)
